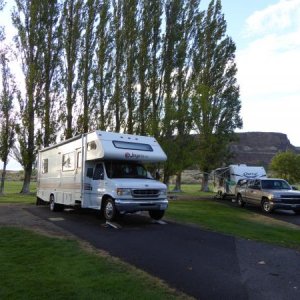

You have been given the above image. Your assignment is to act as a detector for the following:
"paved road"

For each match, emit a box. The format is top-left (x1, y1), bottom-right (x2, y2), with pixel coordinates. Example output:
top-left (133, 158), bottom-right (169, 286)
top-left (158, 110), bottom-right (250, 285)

top-left (26, 205), bottom-right (300, 300)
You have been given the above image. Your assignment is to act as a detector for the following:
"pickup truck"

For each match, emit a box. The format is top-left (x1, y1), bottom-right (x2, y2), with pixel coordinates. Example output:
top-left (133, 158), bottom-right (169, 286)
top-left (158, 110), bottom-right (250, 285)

top-left (236, 178), bottom-right (300, 214)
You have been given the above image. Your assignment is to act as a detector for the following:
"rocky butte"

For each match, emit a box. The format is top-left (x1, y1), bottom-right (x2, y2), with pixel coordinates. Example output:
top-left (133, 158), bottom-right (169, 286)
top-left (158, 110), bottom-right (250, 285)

top-left (230, 132), bottom-right (300, 168)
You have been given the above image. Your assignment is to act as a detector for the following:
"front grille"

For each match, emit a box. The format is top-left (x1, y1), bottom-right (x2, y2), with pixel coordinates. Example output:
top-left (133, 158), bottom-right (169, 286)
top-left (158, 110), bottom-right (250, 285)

top-left (280, 195), bottom-right (300, 204)
top-left (132, 189), bottom-right (160, 198)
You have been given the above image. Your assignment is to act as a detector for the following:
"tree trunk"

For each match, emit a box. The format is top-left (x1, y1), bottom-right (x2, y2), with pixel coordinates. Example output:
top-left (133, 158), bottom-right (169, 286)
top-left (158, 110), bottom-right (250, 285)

top-left (173, 172), bottom-right (182, 192)
top-left (201, 172), bottom-right (210, 192)
top-left (0, 160), bottom-right (7, 194)
top-left (20, 164), bottom-right (32, 194)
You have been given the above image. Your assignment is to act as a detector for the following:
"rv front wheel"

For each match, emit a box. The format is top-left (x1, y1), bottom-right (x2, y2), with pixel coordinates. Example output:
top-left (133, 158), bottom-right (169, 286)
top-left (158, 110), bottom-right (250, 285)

top-left (149, 210), bottom-right (165, 220)
top-left (103, 198), bottom-right (117, 221)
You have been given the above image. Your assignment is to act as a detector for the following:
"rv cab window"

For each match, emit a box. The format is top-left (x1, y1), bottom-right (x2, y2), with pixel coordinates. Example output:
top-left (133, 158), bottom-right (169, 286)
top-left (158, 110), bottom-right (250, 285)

top-left (93, 164), bottom-right (104, 180)
top-left (105, 161), bottom-right (148, 179)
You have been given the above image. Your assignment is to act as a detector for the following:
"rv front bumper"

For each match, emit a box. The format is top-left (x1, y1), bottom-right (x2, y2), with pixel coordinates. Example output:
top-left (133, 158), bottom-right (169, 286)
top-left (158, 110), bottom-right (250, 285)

top-left (115, 198), bottom-right (168, 213)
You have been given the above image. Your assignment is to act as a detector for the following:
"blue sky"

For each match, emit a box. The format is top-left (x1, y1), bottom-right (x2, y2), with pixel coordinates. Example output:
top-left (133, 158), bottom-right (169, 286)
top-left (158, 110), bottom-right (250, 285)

top-left (216, 0), bottom-right (300, 147)
top-left (1, 0), bottom-right (300, 170)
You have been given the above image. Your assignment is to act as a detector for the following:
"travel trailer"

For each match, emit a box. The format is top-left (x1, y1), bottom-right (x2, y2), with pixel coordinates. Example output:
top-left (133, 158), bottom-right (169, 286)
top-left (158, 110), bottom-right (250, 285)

top-left (212, 164), bottom-right (267, 199)
top-left (37, 131), bottom-right (168, 221)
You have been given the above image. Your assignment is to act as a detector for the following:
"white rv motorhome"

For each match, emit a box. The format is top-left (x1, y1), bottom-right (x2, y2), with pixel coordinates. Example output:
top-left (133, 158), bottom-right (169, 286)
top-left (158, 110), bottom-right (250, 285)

top-left (37, 130), bottom-right (168, 221)
top-left (212, 164), bottom-right (267, 199)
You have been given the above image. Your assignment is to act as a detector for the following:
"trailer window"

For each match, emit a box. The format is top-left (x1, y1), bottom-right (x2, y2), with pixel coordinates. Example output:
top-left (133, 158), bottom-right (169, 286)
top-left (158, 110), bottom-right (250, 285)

top-left (62, 152), bottom-right (75, 171)
top-left (77, 151), bottom-right (82, 168)
top-left (87, 141), bottom-right (97, 151)
top-left (42, 159), bottom-right (48, 174)
top-left (113, 141), bottom-right (153, 152)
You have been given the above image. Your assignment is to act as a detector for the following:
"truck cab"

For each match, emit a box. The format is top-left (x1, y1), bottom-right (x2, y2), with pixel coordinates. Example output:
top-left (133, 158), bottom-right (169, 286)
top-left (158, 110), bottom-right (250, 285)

top-left (84, 160), bottom-right (167, 220)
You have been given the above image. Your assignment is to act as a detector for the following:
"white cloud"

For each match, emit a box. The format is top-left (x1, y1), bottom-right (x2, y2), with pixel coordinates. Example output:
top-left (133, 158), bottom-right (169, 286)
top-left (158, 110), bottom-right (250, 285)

top-left (236, 0), bottom-right (300, 145)
top-left (246, 0), bottom-right (300, 36)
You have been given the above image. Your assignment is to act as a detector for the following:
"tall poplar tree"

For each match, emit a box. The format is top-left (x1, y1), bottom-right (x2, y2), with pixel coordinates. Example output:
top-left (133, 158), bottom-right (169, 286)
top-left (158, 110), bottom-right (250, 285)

top-left (123, 0), bottom-right (138, 133)
top-left (148, 0), bottom-right (162, 138)
top-left (78, 0), bottom-right (98, 133)
top-left (94, 0), bottom-right (113, 130)
top-left (12, 0), bottom-right (44, 193)
top-left (191, 0), bottom-right (242, 190)
top-left (38, 0), bottom-right (62, 147)
top-left (109, 0), bottom-right (125, 132)
top-left (0, 53), bottom-right (16, 194)
top-left (61, 0), bottom-right (83, 138)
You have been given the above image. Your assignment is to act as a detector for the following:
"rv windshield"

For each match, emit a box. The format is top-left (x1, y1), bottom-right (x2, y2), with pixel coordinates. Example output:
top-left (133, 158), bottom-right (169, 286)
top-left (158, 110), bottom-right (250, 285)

top-left (105, 161), bottom-right (150, 179)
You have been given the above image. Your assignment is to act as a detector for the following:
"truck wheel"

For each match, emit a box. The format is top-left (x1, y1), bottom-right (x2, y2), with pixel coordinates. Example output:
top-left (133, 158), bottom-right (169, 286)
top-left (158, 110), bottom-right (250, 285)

top-left (237, 194), bottom-right (245, 207)
top-left (262, 199), bottom-right (273, 213)
top-left (49, 195), bottom-right (63, 212)
top-left (103, 198), bottom-right (118, 221)
top-left (149, 210), bottom-right (165, 220)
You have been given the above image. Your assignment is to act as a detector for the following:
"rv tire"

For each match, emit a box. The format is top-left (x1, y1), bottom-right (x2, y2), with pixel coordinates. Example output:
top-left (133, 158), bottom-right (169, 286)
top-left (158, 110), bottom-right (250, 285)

top-left (237, 194), bottom-right (245, 207)
top-left (103, 198), bottom-right (118, 221)
top-left (149, 210), bottom-right (165, 220)
top-left (49, 195), bottom-right (63, 212)
top-left (36, 197), bottom-right (43, 206)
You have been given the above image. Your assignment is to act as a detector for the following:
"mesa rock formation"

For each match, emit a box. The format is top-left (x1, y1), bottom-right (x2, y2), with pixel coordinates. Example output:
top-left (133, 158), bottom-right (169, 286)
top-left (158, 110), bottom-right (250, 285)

top-left (229, 132), bottom-right (299, 167)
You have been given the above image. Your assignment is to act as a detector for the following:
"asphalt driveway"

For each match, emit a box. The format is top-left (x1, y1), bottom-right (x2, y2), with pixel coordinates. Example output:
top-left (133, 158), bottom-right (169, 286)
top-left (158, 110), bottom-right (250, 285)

top-left (22, 205), bottom-right (300, 300)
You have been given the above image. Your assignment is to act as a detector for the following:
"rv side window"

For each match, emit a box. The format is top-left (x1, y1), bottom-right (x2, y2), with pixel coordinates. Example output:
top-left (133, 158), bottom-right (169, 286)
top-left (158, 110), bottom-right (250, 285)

top-left (42, 159), bottom-right (48, 174)
top-left (87, 168), bottom-right (93, 178)
top-left (77, 151), bottom-right (82, 168)
top-left (62, 152), bottom-right (75, 171)
top-left (112, 141), bottom-right (153, 152)
top-left (87, 141), bottom-right (97, 151)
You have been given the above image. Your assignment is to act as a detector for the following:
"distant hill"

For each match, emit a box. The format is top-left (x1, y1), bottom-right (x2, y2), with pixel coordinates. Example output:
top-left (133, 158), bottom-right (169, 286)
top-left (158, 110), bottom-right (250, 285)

top-left (229, 132), bottom-right (299, 168)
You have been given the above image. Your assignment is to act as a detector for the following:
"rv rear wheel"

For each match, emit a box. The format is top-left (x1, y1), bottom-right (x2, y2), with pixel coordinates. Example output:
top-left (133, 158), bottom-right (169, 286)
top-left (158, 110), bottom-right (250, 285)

top-left (237, 194), bottom-right (245, 207)
top-left (149, 210), bottom-right (165, 220)
top-left (49, 195), bottom-right (63, 212)
top-left (103, 198), bottom-right (118, 221)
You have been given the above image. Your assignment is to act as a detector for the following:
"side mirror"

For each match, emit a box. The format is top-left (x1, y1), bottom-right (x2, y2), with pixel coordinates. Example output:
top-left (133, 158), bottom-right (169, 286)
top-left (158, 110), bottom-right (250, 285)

top-left (292, 186), bottom-right (298, 190)
top-left (155, 171), bottom-right (161, 180)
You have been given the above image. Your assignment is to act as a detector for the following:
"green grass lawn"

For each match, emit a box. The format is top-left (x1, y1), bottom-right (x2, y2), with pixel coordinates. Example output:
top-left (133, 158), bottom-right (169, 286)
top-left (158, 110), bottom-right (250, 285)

top-left (0, 227), bottom-right (186, 300)
top-left (166, 200), bottom-right (300, 250)
top-left (0, 181), bottom-right (36, 204)
top-left (168, 184), bottom-right (214, 197)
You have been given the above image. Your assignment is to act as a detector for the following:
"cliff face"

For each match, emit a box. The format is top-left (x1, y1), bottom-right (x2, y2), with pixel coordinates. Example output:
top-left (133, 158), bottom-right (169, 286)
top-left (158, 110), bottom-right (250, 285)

top-left (230, 132), bottom-right (299, 167)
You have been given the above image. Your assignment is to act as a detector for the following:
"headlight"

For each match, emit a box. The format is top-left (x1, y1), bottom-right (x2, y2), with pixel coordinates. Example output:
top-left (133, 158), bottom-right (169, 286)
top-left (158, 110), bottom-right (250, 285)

top-left (116, 188), bottom-right (131, 196)
top-left (268, 194), bottom-right (274, 200)
top-left (160, 189), bottom-right (167, 196)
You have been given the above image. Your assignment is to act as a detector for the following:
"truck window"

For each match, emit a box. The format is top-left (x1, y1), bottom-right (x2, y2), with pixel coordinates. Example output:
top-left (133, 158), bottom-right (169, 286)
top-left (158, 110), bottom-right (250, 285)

top-left (93, 164), bottom-right (104, 180)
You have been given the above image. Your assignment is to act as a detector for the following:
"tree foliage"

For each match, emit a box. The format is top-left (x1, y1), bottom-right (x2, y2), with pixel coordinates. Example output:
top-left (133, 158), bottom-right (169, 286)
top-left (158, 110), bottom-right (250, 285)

top-left (0, 52), bottom-right (16, 194)
top-left (191, 0), bottom-right (242, 190)
top-left (4, 0), bottom-right (242, 191)
top-left (270, 151), bottom-right (300, 184)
